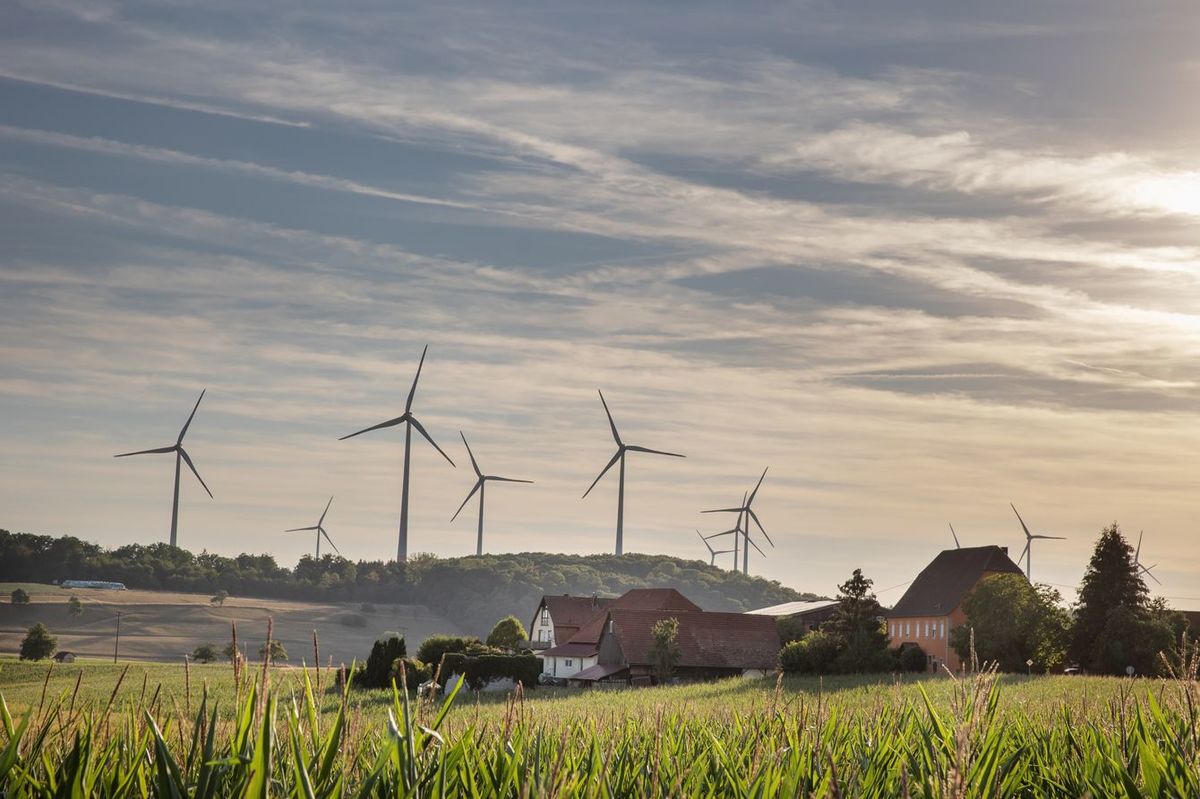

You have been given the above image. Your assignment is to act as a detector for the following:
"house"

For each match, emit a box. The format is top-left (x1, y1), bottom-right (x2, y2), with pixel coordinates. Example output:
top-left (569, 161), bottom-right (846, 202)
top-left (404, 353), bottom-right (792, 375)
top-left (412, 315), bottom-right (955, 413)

top-left (53, 651), bottom-right (76, 663)
top-left (528, 594), bottom-right (610, 650)
top-left (745, 599), bottom-right (840, 640)
top-left (887, 545), bottom-right (1025, 672)
top-left (534, 588), bottom-right (701, 679)
top-left (569, 608), bottom-right (780, 685)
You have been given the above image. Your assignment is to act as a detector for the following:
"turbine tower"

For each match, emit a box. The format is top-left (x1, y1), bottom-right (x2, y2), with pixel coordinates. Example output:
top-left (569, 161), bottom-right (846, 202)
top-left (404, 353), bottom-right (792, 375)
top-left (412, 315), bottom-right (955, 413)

top-left (339, 345), bottom-right (455, 562)
top-left (285, 496), bottom-right (338, 558)
top-left (703, 468), bottom-right (772, 574)
top-left (701, 490), bottom-right (749, 570)
top-left (1010, 503), bottom-right (1065, 582)
top-left (114, 389), bottom-right (213, 548)
top-left (582, 390), bottom-right (684, 555)
top-left (696, 530), bottom-right (737, 567)
top-left (451, 432), bottom-right (532, 556)
top-left (1134, 530), bottom-right (1161, 585)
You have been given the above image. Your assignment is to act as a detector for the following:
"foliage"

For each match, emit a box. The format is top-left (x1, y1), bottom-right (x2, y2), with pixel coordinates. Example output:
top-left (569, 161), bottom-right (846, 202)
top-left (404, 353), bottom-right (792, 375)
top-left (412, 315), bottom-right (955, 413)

top-left (210, 589), bottom-right (228, 606)
top-left (10, 587), bottom-right (29, 605)
top-left (67, 594), bottom-right (83, 617)
top-left (898, 644), bottom-right (928, 673)
top-left (649, 617), bottom-right (681, 683)
top-left (191, 643), bottom-right (219, 663)
top-left (822, 569), bottom-right (892, 673)
top-left (486, 615), bottom-right (529, 651)
top-left (439, 652), bottom-right (542, 691)
top-left (356, 634), bottom-right (407, 689)
top-left (416, 634), bottom-right (481, 666)
top-left (223, 641), bottom-right (243, 663)
top-left (950, 574), bottom-right (1070, 673)
top-left (19, 622), bottom-right (56, 660)
top-left (259, 639), bottom-right (288, 663)
top-left (778, 630), bottom-right (841, 674)
top-left (391, 656), bottom-right (433, 687)
top-left (777, 615), bottom-right (812, 644)
top-left (0, 529), bottom-right (818, 635)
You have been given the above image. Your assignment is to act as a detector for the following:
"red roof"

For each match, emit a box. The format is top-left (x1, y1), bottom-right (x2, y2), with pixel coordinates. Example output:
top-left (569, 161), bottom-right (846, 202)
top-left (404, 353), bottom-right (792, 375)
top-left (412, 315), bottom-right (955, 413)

top-left (569, 588), bottom-right (702, 645)
top-left (532, 594), bottom-right (611, 638)
top-left (570, 663), bottom-right (628, 681)
top-left (602, 609), bottom-right (780, 670)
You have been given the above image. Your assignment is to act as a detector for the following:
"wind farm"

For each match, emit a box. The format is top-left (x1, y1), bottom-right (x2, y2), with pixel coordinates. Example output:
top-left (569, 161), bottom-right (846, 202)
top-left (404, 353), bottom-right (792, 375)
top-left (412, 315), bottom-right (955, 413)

top-left (451, 432), bottom-right (533, 556)
top-left (285, 496), bottom-right (338, 558)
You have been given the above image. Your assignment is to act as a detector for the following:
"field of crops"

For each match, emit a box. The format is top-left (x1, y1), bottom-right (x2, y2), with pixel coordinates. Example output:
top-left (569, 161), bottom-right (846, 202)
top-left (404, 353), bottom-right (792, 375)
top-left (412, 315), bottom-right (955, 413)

top-left (1, 654), bottom-right (1199, 797)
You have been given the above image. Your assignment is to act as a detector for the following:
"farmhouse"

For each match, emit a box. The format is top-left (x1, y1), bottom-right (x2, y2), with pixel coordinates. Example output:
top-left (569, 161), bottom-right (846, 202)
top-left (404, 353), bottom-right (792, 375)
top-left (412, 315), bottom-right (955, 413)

top-left (569, 608), bottom-right (780, 685)
top-left (528, 594), bottom-right (610, 650)
top-left (887, 545), bottom-right (1025, 672)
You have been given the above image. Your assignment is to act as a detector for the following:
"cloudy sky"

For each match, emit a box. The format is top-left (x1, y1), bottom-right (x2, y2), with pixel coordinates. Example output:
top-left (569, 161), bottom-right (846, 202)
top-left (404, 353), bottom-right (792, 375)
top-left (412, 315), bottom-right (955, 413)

top-left (2, 0), bottom-right (1199, 604)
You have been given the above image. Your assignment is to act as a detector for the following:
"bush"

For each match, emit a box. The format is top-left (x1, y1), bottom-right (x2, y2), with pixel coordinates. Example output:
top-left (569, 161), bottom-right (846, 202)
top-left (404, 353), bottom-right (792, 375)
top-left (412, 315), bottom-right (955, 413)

top-left (438, 653), bottom-right (541, 691)
top-left (486, 615), bottom-right (529, 651)
top-left (211, 589), bottom-right (228, 607)
top-left (11, 588), bottom-right (29, 605)
top-left (778, 630), bottom-right (841, 674)
top-left (391, 656), bottom-right (432, 687)
top-left (416, 634), bottom-right (481, 666)
top-left (356, 634), bottom-right (407, 689)
top-left (339, 613), bottom-right (368, 628)
top-left (899, 644), bottom-right (928, 673)
top-left (191, 643), bottom-right (219, 663)
top-left (360, 603), bottom-right (377, 614)
top-left (259, 640), bottom-right (288, 663)
top-left (67, 595), bottom-right (83, 617)
top-left (20, 622), bottom-right (56, 660)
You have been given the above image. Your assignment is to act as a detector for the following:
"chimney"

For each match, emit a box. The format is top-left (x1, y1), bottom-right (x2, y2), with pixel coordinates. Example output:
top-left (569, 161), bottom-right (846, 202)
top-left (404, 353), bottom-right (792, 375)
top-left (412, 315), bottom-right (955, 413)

top-left (591, 592), bottom-right (598, 609)
top-left (607, 618), bottom-right (614, 634)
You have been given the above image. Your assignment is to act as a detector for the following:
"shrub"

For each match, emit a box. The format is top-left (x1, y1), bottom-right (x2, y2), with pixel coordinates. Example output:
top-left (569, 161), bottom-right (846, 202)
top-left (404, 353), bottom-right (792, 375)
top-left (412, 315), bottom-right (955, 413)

top-left (650, 617), bottom-right (681, 683)
top-left (11, 588), bottom-right (30, 605)
top-left (259, 640), bottom-right (288, 663)
top-left (779, 630), bottom-right (841, 674)
top-left (339, 613), bottom-right (368, 628)
top-left (67, 595), bottom-right (83, 617)
top-left (20, 622), bottom-right (57, 660)
top-left (416, 634), bottom-right (481, 666)
top-left (899, 644), bottom-right (928, 673)
top-left (438, 653), bottom-right (541, 691)
top-left (223, 641), bottom-right (244, 663)
top-left (360, 603), bottom-right (377, 614)
top-left (391, 656), bottom-right (432, 688)
top-left (211, 589), bottom-right (228, 607)
top-left (486, 615), bottom-right (529, 651)
top-left (357, 634), bottom-right (407, 689)
top-left (191, 643), bottom-right (219, 663)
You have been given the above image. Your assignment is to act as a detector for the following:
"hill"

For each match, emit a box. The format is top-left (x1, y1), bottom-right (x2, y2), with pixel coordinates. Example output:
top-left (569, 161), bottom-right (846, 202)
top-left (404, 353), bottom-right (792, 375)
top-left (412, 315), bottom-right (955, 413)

top-left (0, 530), bottom-right (818, 637)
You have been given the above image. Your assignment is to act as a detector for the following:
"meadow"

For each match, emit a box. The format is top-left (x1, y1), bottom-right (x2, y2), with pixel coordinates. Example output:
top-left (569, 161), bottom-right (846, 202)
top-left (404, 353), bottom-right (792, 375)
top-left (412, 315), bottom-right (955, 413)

top-left (2, 654), bottom-right (1199, 797)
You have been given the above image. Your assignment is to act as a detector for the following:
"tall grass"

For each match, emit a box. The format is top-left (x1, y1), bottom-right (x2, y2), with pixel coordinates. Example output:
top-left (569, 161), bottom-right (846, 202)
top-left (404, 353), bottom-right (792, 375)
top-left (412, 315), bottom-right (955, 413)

top-left (1, 652), bottom-right (1198, 797)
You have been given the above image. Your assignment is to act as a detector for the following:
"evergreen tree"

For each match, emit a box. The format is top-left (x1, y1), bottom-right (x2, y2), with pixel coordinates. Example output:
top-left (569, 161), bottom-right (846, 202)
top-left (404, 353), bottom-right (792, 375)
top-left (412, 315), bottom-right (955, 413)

top-left (20, 623), bottom-right (56, 660)
top-left (1071, 523), bottom-right (1157, 673)
top-left (67, 595), bottom-right (83, 617)
top-left (822, 568), bottom-right (891, 673)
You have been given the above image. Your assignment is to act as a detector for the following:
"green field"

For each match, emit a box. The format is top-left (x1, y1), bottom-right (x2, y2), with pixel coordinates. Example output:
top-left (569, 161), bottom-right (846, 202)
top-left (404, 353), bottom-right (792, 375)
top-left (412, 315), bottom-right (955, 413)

top-left (1, 656), bottom-right (1198, 796)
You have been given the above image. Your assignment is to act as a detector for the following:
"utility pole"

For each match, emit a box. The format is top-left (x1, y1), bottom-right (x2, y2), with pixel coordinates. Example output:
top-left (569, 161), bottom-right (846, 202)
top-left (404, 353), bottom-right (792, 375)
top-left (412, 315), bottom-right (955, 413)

top-left (113, 612), bottom-right (122, 663)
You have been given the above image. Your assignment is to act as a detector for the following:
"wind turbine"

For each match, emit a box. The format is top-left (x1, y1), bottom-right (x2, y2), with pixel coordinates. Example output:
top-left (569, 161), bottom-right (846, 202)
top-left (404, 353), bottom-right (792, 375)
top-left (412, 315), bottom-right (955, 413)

top-left (285, 496), bottom-right (338, 558)
top-left (451, 432), bottom-right (533, 556)
top-left (696, 530), bottom-right (737, 567)
top-left (703, 468), bottom-right (772, 574)
top-left (700, 490), bottom-right (749, 570)
top-left (1134, 530), bottom-right (1161, 585)
top-left (339, 345), bottom-right (455, 562)
top-left (949, 522), bottom-right (961, 549)
top-left (1010, 503), bottom-right (1065, 582)
top-left (582, 390), bottom-right (684, 555)
top-left (114, 389), bottom-right (213, 548)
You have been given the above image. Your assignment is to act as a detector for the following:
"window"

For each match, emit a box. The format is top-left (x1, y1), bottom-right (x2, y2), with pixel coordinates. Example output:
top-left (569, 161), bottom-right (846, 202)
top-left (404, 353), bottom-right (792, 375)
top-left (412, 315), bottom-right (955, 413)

top-left (940, 622), bottom-right (945, 639)
top-left (904, 622), bottom-right (910, 637)
top-left (540, 609), bottom-right (550, 626)
top-left (889, 623), bottom-right (896, 638)
top-left (564, 659), bottom-right (573, 667)
top-left (925, 622), bottom-right (930, 638)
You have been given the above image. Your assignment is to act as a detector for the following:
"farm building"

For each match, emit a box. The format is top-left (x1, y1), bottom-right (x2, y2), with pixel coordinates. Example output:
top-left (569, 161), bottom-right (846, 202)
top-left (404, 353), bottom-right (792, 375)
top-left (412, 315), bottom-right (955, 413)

top-left (53, 651), bottom-right (76, 663)
top-left (745, 599), bottom-right (840, 640)
top-left (886, 545), bottom-right (1025, 672)
top-left (528, 594), bottom-right (610, 650)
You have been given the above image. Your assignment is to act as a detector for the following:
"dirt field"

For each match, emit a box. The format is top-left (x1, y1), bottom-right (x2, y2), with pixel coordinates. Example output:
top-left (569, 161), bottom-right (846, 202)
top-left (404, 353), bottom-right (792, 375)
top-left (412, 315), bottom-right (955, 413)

top-left (0, 583), bottom-right (462, 665)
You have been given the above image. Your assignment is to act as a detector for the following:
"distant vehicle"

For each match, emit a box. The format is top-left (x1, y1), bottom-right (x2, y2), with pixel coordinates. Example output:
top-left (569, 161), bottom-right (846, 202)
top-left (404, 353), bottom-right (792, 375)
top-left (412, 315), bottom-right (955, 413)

top-left (60, 580), bottom-right (127, 590)
top-left (1063, 665), bottom-right (1081, 676)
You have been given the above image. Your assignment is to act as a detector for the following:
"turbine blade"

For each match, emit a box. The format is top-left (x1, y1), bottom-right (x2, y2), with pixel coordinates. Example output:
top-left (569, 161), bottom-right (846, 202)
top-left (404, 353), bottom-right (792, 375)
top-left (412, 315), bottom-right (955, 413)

top-left (582, 450), bottom-right (622, 498)
top-left (949, 522), bottom-right (960, 549)
top-left (701, 507), bottom-right (743, 514)
top-left (1135, 530), bottom-right (1143, 563)
top-left (625, 445), bottom-right (685, 458)
top-left (339, 414), bottom-right (407, 441)
top-left (460, 431), bottom-right (482, 477)
top-left (406, 345), bottom-right (428, 413)
top-left (285, 526), bottom-right (319, 532)
top-left (1142, 564), bottom-right (1161, 585)
top-left (695, 530), bottom-right (715, 555)
top-left (746, 535), bottom-right (767, 557)
top-left (318, 495), bottom-right (333, 526)
top-left (450, 480), bottom-right (482, 522)
top-left (114, 445), bottom-right (177, 457)
top-left (177, 389), bottom-right (206, 444)
top-left (596, 390), bottom-right (622, 446)
top-left (486, 476), bottom-right (534, 484)
top-left (409, 416), bottom-right (456, 466)
top-left (178, 448), bottom-right (213, 498)
top-left (1031, 535), bottom-right (1066, 540)
top-left (747, 508), bottom-right (772, 545)
top-left (1010, 503), bottom-right (1032, 538)
top-left (319, 527), bottom-right (340, 555)
top-left (704, 529), bottom-right (737, 540)
top-left (747, 467), bottom-right (768, 503)
top-left (1018, 541), bottom-right (1030, 563)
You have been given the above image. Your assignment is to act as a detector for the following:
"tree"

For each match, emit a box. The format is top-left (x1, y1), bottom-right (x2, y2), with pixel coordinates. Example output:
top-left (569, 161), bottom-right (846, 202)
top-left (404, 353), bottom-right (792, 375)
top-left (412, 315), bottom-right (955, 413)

top-left (11, 588), bottom-right (30, 605)
top-left (823, 569), bottom-right (890, 673)
top-left (67, 595), bottom-right (83, 617)
top-left (1071, 523), bottom-right (1166, 674)
top-left (649, 617), bottom-right (681, 683)
top-left (358, 634), bottom-right (408, 688)
top-left (259, 639), bottom-right (288, 664)
top-left (486, 615), bottom-right (529, 651)
top-left (949, 574), bottom-right (1070, 673)
top-left (191, 643), bottom-right (219, 663)
top-left (779, 631), bottom-right (841, 674)
top-left (20, 623), bottom-right (57, 660)
top-left (223, 641), bottom-right (243, 663)
top-left (210, 589), bottom-right (228, 607)
top-left (416, 635), bottom-right (481, 667)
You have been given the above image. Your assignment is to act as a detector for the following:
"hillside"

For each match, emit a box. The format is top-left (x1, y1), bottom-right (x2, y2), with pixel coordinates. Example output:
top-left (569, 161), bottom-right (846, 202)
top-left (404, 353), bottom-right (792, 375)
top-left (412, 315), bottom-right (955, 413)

top-left (0, 530), bottom-right (818, 637)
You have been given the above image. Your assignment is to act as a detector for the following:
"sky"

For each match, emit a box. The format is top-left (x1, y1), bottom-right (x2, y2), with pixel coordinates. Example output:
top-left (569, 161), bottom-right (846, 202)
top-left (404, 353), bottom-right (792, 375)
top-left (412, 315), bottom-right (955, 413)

top-left (2, 1), bottom-right (1199, 606)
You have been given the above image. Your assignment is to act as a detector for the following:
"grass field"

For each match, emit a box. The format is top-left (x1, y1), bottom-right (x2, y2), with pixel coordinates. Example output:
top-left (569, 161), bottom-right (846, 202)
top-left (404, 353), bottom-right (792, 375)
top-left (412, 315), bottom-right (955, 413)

top-left (1, 654), bottom-right (1198, 796)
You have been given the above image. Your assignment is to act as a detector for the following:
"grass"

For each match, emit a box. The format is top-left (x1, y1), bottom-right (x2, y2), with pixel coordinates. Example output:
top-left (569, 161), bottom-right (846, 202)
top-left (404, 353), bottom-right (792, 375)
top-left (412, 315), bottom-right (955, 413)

top-left (1, 650), bottom-right (1198, 796)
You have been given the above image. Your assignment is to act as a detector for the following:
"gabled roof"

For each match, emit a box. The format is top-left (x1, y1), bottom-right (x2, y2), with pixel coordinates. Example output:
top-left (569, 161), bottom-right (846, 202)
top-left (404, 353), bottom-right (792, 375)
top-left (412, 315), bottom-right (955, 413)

top-left (568, 588), bottom-right (702, 645)
top-left (531, 594), bottom-right (610, 634)
top-left (889, 545), bottom-right (1025, 618)
top-left (745, 600), bottom-right (838, 617)
top-left (603, 609), bottom-right (780, 670)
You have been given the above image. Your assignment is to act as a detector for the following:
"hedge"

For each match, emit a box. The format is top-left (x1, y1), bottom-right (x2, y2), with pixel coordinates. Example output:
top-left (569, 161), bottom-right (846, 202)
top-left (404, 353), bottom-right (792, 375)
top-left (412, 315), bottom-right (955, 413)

top-left (438, 653), bottom-right (541, 691)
